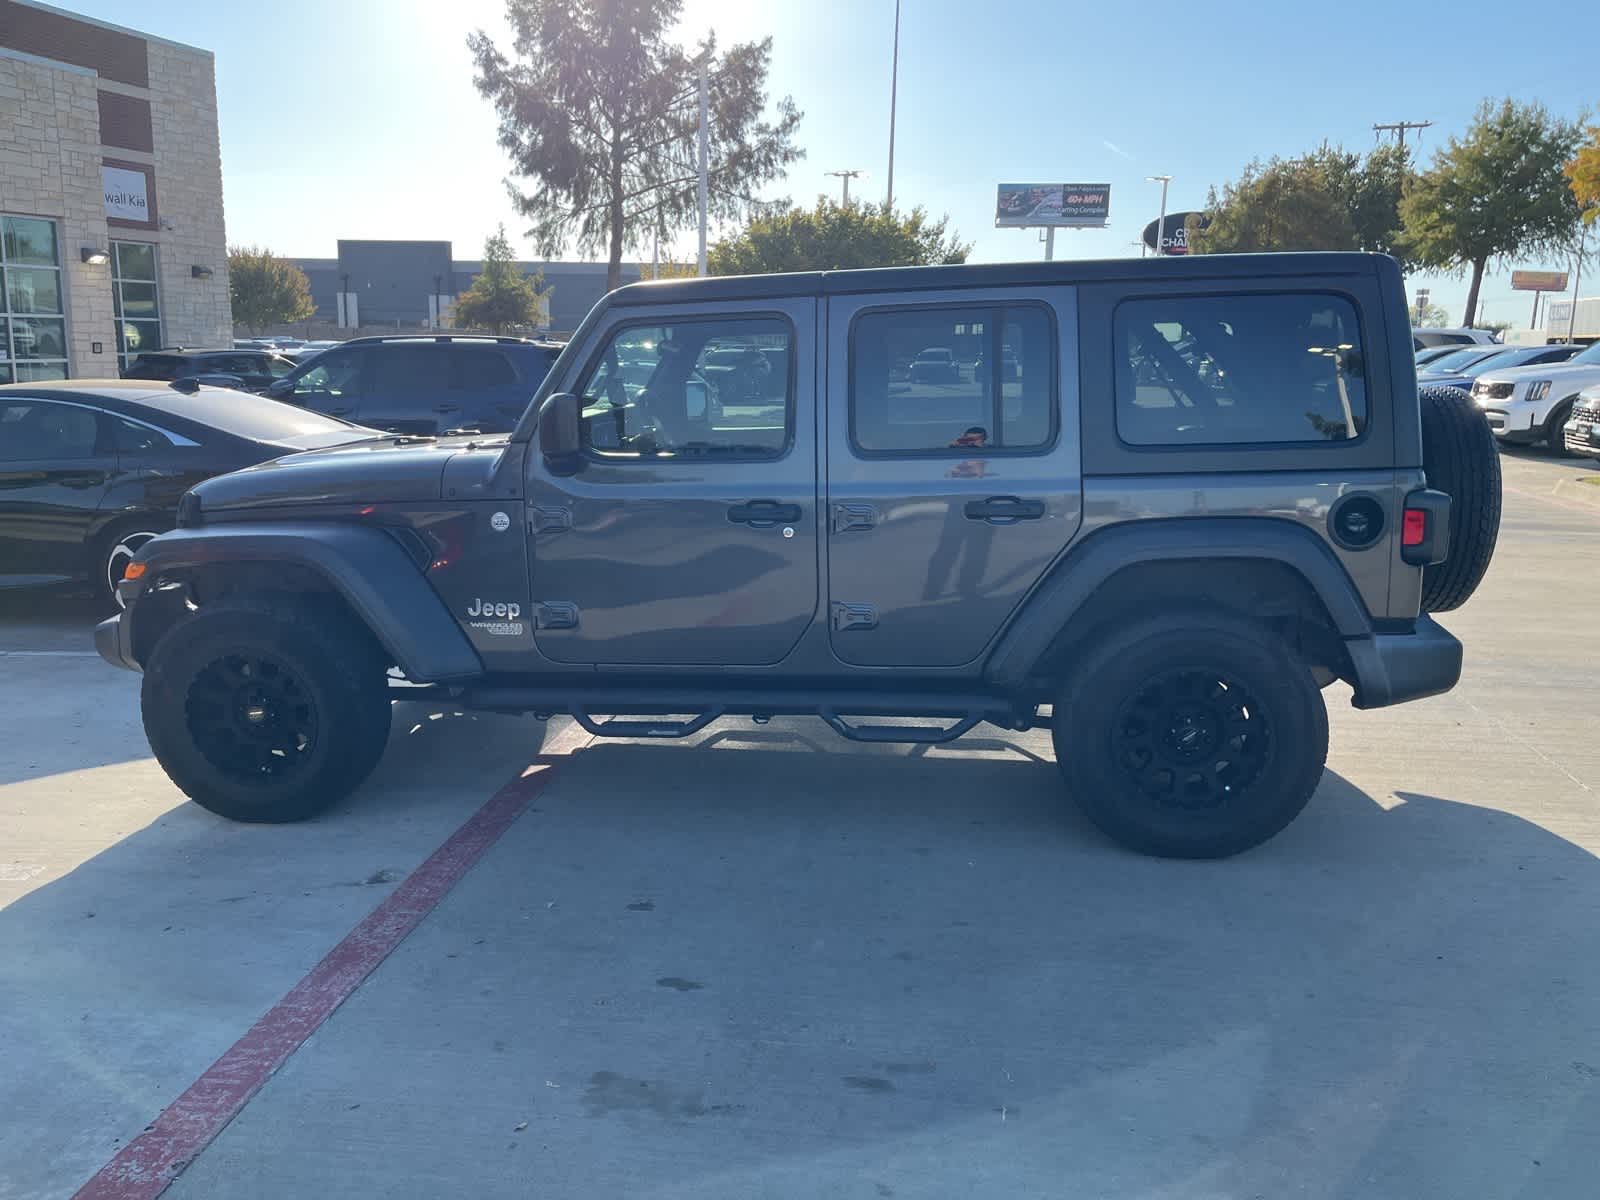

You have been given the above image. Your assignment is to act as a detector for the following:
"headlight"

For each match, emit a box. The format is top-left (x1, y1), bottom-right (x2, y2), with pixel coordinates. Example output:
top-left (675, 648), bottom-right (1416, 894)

top-left (1525, 380), bottom-right (1552, 403)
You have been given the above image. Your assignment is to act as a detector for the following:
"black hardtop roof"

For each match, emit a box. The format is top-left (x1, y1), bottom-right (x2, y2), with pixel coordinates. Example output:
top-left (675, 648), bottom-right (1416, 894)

top-left (605, 252), bottom-right (1393, 307)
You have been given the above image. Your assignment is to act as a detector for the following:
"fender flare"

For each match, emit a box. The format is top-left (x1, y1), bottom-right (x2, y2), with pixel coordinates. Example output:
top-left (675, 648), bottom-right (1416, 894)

top-left (983, 517), bottom-right (1375, 689)
top-left (130, 523), bottom-right (483, 682)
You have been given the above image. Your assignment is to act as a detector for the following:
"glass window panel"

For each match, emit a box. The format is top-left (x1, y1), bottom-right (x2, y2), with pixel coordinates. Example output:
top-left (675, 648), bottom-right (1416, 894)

top-left (117, 281), bottom-right (159, 318)
top-left (10, 316), bottom-right (67, 360)
top-left (16, 362), bottom-right (69, 381)
top-left (118, 319), bottom-right (162, 358)
top-left (6, 266), bottom-right (62, 314)
top-left (113, 241), bottom-right (157, 281)
top-left (2, 216), bottom-right (59, 265)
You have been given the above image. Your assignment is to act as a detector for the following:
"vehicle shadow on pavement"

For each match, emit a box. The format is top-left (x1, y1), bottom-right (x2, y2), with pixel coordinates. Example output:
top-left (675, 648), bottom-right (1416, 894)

top-left (0, 701), bottom-right (559, 1200)
top-left (153, 740), bottom-right (1600, 1200)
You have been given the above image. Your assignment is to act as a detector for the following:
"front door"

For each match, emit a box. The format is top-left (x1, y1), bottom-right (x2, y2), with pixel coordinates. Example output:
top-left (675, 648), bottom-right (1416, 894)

top-left (0, 398), bottom-right (113, 579)
top-left (526, 299), bottom-right (818, 666)
top-left (824, 288), bottom-right (1083, 667)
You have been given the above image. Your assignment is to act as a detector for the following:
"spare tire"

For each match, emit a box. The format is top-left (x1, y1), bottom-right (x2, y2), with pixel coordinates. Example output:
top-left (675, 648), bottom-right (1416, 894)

top-left (1418, 384), bottom-right (1501, 612)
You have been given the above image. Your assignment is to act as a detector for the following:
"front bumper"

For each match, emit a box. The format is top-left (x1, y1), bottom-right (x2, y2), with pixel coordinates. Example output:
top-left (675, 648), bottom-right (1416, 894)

top-left (1564, 413), bottom-right (1600, 457)
top-left (1346, 615), bottom-right (1462, 710)
top-left (1481, 400), bottom-right (1541, 441)
top-left (95, 611), bottom-right (141, 673)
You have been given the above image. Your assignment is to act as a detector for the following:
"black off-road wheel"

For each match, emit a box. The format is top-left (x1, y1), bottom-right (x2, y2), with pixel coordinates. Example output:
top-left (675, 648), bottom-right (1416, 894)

top-left (1418, 384), bottom-right (1501, 612)
top-left (1052, 613), bottom-right (1328, 859)
top-left (141, 603), bottom-right (392, 823)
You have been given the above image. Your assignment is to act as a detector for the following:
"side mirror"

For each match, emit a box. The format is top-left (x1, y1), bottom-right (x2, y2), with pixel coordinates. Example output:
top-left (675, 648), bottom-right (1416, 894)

top-left (264, 377), bottom-right (294, 398)
top-left (538, 391), bottom-right (582, 475)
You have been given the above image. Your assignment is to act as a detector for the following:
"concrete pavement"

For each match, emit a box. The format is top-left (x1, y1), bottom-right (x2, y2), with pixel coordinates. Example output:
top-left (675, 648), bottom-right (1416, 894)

top-left (2, 448), bottom-right (1598, 1199)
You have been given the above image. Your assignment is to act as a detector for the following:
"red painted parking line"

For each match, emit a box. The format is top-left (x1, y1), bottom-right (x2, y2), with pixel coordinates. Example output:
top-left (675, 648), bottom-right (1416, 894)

top-left (73, 733), bottom-right (591, 1200)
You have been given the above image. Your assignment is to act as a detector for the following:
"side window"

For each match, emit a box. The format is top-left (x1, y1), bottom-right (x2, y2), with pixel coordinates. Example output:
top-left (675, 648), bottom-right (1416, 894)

top-left (578, 317), bottom-right (791, 458)
top-left (850, 305), bottom-right (1054, 453)
top-left (291, 350), bottom-right (366, 398)
top-left (113, 416), bottom-right (174, 454)
top-left (450, 347), bottom-right (518, 392)
top-left (266, 355), bottom-right (296, 380)
top-left (1114, 292), bottom-right (1368, 446)
top-left (368, 346), bottom-right (451, 408)
top-left (0, 400), bottom-right (100, 460)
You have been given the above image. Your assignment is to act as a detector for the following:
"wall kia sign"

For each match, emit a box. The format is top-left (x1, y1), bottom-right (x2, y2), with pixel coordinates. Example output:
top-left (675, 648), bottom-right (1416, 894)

top-left (103, 164), bottom-right (150, 223)
top-left (996, 183), bottom-right (1110, 228)
top-left (1142, 211), bottom-right (1209, 255)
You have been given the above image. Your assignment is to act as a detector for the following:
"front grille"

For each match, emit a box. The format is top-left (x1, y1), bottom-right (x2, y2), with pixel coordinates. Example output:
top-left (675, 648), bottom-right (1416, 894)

top-left (1572, 403), bottom-right (1600, 424)
top-left (1473, 381), bottom-right (1515, 400)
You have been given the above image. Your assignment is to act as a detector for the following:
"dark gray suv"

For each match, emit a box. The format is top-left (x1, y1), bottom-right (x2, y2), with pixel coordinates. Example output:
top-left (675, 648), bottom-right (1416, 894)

top-left (97, 253), bottom-right (1501, 858)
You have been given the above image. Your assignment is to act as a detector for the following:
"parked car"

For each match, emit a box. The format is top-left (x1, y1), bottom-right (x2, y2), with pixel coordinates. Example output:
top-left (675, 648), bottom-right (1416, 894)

top-left (1563, 387), bottom-right (1600, 459)
top-left (1413, 326), bottom-right (1499, 350)
top-left (908, 346), bottom-right (960, 383)
top-left (266, 333), bottom-right (563, 435)
top-left (124, 348), bottom-right (299, 394)
top-left (100, 252), bottom-right (1500, 860)
top-left (0, 379), bottom-right (374, 607)
top-left (1471, 340), bottom-right (1600, 449)
top-left (287, 340), bottom-right (342, 362)
top-left (1417, 343), bottom-right (1580, 392)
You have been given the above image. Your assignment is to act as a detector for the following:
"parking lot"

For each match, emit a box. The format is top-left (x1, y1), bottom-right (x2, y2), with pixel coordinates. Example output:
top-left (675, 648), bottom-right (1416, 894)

top-left (2, 448), bottom-right (1597, 1200)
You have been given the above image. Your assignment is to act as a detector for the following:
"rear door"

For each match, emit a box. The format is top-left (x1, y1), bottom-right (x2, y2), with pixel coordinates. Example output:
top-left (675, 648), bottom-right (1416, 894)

top-left (0, 398), bottom-right (114, 578)
top-left (364, 345), bottom-right (454, 433)
top-left (448, 345), bottom-right (525, 432)
top-left (525, 298), bottom-right (817, 666)
top-left (824, 287), bottom-right (1083, 667)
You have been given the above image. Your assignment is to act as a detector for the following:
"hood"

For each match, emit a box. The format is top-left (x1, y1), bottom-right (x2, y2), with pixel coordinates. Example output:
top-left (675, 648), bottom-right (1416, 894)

top-left (1476, 359), bottom-right (1600, 385)
top-left (193, 433), bottom-right (512, 512)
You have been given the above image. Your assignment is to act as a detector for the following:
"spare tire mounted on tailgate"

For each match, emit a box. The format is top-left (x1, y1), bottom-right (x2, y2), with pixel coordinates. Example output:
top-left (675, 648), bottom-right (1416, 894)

top-left (1418, 384), bottom-right (1501, 612)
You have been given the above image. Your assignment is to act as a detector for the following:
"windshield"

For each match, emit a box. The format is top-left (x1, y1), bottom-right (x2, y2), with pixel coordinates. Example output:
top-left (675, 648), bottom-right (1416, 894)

top-left (1571, 341), bottom-right (1600, 365)
top-left (148, 389), bottom-right (370, 446)
top-left (1425, 347), bottom-right (1499, 373)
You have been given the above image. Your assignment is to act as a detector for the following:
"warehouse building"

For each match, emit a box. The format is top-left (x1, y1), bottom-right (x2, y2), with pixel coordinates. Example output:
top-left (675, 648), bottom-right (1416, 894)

top-left (1, 0), bottom-right (231, 380)
top-left (289, 242), bottom-right (641, 337)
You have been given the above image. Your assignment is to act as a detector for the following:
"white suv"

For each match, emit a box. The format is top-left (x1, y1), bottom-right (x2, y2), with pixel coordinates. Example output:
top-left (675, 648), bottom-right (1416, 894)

top-left (1471, 341), bottom-right (1600, 449)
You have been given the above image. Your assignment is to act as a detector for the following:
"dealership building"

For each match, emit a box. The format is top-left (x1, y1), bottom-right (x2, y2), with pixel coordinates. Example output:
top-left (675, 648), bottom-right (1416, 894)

top-left (1, 0), bottom-right (230, 381)
top-left (289, 242), bottom-right (641, 337)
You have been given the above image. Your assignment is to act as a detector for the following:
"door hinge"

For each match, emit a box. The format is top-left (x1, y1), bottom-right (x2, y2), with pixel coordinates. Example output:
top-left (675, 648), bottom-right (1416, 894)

top-left (532, 601), bottom-right (579, 630)
top-left (529, 505), bottom-right (572, 535)
top-left (830, 601), bottom-right (878, 632)
top-left (830, 503), bottom-right (877, 533)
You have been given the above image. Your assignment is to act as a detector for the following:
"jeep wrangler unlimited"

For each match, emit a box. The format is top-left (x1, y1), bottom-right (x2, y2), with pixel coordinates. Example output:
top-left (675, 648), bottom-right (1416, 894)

top-left (97, 253), bottom-right (1500, 858)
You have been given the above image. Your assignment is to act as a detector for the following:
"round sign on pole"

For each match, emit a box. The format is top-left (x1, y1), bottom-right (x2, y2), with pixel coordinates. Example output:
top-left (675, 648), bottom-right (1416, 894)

top-left (1142, 211), bottom-right (1208, 255)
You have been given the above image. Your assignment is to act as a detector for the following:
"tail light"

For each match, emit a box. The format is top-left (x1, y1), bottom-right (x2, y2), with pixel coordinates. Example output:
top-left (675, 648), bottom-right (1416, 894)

top-left (1401, 490), bottom-right (1450, 566)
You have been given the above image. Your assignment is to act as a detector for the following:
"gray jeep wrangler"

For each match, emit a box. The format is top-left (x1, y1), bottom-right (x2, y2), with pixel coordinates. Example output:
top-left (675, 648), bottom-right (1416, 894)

top-left (98, 253), bottom-right (1500, 858)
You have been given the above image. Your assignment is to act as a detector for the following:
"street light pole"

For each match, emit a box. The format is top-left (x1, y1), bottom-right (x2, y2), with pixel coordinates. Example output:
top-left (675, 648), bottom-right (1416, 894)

top-left (885, 0), bottom-right (900, 210)
top-left (697, 66), bottom-right (709, 277)
top-left (1147, 174), bottom-right (1172, 257)
top-left (825, 169), bottom-right (864, 206)
top-left (1569, 224), bottom-right (1587, 344)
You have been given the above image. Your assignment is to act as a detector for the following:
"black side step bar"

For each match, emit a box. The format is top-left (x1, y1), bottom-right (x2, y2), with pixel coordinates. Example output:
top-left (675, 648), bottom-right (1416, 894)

top-left (444, 684), bottom-right (1039, 745)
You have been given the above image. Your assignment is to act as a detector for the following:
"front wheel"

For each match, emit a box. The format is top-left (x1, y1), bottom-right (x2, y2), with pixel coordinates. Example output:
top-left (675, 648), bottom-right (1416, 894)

top-left (1052, 613), bottom-right (1328, 859)
top-left (141, 603), bottom-right (392, 822)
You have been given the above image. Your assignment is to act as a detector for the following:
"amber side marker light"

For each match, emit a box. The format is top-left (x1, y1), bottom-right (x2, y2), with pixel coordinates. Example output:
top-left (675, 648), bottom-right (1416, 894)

top-left (123, 562), bottom-right (148, 580)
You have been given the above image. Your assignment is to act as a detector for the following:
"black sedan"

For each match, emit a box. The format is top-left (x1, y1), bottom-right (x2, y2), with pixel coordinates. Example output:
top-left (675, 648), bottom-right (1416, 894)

top-left (123, 348), bottom-right (299, 394)
top-left (0, 379), bottom-right (375, 608)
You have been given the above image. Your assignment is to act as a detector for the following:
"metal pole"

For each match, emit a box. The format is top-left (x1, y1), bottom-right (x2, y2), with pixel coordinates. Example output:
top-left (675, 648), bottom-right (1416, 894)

top-left (885, 0), bottom-right (899, 210)
top-left (1044, 227), bottom-right (1055, 262)
top-left (1149, 175), bottom-right (1171, 256)
top-left (1568, 226), bottom-right (1586, 344)
top-left (1530, 289), bottom-right (1539, 330)
top-left (697, 67), bottom-right (709, 277)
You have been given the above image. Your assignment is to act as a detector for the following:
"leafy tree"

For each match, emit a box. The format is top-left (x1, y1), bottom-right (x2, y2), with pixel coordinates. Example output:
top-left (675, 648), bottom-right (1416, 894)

top-left (1566, 123), bottom-right (1600, 224)
top-left (708, 199), bottom-right (970, 275)
top-left (1400, 99), bottom-right (1584, 326)
top-left (1190, 144), bottom-right (1410, 262)
top-left (228, 246), bottom-right (314, 334)
top-left (453, 225), bottom-right (545, 333)
top-left (640, 257), bottom-right (698, 280)
top-left (469, 0), bottom-right (802, 292)
top-left (1413, 301), bottom-right (1451, 326)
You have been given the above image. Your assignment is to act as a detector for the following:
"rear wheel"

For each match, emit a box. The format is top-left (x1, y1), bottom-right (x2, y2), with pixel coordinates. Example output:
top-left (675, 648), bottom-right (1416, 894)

top-left (1052, 613), bottom-right (1328, 859)
top-left (141, 603), bottom-right (391, 822)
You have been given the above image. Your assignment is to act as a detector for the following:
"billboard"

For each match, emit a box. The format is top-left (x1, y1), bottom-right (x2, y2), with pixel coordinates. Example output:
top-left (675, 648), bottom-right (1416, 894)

top-left (996, 183), bottom-right (1110, 228)
top-left (1511, 269), bottom-right (1569, 292)
top-left (1141, 211), bottom-right (1209, 255)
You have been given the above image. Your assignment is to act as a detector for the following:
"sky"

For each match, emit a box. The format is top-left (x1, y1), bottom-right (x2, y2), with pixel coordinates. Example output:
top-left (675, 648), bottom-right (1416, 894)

top-left (58, 0), bottom-right (1595, 329)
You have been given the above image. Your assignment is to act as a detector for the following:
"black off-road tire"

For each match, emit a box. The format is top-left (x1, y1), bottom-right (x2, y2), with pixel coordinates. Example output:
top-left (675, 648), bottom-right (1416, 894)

top-left (1052, 613), bottom-right (1328, 859)
top-left (1418, 384), bottom-right (1501, 612)
top-left (141, 603), bottom-right (392, 823)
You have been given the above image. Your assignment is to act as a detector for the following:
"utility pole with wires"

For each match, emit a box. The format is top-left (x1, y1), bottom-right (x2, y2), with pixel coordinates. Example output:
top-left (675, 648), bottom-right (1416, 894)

top-left (825, 169), bottom-right (864, 206)
top-left (697, 65), bottom-right (709, 276)
top-left (1373, 119), bottom-right (1432, 150)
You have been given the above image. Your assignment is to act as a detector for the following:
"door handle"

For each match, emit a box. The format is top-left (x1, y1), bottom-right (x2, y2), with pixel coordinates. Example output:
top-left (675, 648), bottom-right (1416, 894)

top-left (727, 500), bottom-right (801, 526)
top-left (964, 495), bottom-right (1045, 523)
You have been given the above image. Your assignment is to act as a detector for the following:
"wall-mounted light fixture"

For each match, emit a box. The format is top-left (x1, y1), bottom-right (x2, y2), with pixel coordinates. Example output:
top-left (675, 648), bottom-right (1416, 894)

top-left (191, 265), bottom-right (214, 279)
top-left (81, 247), bottom-right (110, 265)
